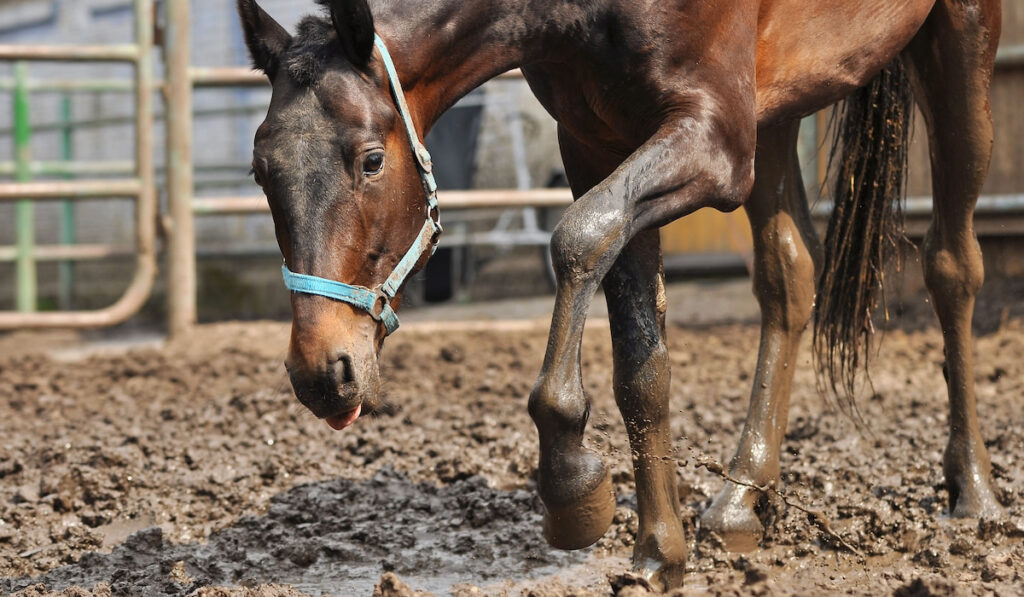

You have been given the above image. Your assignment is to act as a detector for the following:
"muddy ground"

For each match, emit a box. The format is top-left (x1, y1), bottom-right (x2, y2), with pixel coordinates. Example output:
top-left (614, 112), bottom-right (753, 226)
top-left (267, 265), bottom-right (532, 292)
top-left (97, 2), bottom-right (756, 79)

top-left (1, 279), bottom-right (1023, 596)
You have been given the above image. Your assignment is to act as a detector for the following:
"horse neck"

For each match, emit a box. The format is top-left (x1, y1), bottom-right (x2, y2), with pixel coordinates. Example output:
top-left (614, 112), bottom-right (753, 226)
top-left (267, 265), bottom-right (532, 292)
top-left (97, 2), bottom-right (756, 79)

top-left (373, 0), bottom-right (580, 132)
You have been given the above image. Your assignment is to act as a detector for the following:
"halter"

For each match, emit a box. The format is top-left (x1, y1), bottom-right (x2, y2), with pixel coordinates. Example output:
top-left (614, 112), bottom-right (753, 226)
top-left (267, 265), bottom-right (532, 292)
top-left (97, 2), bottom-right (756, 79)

top-left (282, 34), bottom-right (442, 336)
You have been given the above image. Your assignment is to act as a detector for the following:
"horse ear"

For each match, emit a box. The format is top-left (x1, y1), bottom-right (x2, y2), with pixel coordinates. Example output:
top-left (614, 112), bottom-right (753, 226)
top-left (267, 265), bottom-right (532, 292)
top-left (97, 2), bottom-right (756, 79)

top-left (237, 0), bottom-right (292, 78)
top-left (325, 0), bottom-right (375, 69)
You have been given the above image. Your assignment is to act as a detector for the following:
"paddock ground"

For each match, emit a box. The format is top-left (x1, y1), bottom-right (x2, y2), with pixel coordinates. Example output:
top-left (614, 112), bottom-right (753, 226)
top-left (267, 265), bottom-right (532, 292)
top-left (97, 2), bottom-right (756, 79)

top-left (1, 278), bottom-right (1023, 596)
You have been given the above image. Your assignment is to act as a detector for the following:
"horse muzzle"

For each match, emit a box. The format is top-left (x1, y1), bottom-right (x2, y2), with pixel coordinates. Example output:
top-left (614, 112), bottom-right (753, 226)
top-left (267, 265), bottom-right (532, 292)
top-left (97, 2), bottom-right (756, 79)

top-left (286, 349), bottom-right (381, 430)
top-left (285, 293), bottom-right (384, 430)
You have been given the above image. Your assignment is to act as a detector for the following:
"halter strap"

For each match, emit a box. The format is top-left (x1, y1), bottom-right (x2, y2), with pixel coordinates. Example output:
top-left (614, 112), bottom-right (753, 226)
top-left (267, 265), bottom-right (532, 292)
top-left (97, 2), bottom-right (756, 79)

top-left (282, 33), bottom-right (442, 336)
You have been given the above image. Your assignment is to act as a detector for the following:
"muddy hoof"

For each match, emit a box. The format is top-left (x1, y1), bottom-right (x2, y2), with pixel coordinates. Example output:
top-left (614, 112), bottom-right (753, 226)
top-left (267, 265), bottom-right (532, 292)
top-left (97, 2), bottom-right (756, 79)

top-left (949, 478), bottom-right (1004, 519)
top-left (945, 454), bottom-right (1004, 519)
top-left (699, 483), bottom-right (763, 552)
top-left (541, 465), bottom-right (615, 550)
top-left (634, 557), bottom-right (686, 592)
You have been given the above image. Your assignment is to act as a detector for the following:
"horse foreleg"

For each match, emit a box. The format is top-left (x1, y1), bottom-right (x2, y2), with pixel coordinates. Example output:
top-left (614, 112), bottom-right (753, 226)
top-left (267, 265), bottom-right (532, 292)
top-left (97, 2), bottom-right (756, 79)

top-left (528, 129), bottom-right (621, 551)
top-left (604, 229), bottom-right (686, 590)
top-left (903, 0), bottom-right (1002, 518)
top-left (530, 115), bottom-right (754, 552)
top-left (700, 121), bottom-right (819, 549)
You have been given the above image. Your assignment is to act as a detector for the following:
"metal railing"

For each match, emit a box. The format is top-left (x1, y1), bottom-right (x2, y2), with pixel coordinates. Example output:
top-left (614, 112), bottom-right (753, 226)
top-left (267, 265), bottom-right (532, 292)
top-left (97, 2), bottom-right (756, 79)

top-left (0, 0), bottom-right (155, 329)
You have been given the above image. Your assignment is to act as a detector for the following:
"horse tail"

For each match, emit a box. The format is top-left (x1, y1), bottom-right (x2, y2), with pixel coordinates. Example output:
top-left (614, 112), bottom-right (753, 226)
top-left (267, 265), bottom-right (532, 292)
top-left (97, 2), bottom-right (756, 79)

top-left (813, 58), bottom-right (914, 415)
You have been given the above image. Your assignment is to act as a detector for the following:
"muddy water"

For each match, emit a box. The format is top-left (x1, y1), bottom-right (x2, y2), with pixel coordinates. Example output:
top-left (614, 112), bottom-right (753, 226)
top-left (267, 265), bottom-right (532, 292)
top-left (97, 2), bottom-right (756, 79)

top-left (1, 281), bottom-right (1023, 595)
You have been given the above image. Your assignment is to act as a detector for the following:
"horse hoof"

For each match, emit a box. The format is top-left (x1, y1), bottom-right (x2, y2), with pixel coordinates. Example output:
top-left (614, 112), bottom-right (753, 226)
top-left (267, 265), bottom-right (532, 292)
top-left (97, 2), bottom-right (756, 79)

top-left (541, 465), bottom-right (615, 550)
top-left (635, 561), bottom-right (686, 592)
top-left (699, 483), bottom-right (764, 552)
top-left (945, 452), bottom-right (1004, 519)
top-left (949, 478), bottom-right (1004, 519)
top-left (633, 540), bottom-right (687, 591)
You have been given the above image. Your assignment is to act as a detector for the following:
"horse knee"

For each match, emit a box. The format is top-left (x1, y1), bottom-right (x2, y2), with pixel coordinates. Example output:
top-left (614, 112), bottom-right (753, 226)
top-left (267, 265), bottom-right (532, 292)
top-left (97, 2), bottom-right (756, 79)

top-left (549, 206), bottom-right (627, 284)
top-left (699, 118), bottom-right (756, 213)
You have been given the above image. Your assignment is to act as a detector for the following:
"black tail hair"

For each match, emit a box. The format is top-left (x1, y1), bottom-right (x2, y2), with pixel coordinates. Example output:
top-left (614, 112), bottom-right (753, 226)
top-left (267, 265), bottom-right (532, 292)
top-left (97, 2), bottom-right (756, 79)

top-left (813, 59), bottom-right (914, 415)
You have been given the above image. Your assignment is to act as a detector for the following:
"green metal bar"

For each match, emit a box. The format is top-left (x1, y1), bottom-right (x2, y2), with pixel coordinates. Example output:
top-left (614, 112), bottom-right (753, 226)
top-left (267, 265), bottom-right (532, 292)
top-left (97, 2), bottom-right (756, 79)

top-left (59, 94), bottom-right (76, 310)
top-left (13, 63), bottom-right (36, 312)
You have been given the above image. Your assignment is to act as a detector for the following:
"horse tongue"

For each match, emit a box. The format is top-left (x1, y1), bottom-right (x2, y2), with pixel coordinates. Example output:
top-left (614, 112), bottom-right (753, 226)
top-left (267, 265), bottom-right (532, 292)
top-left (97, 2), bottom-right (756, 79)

top-left (326, 404), bottom-right (362, 431)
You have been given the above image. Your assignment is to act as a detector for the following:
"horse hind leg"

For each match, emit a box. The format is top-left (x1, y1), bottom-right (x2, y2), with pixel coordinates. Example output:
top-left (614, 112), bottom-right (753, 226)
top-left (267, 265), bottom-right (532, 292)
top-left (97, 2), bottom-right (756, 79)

top-left (700, 121), bottom-right (820, 549)
top-left (604, 229), bottom-right (686, 589)
top-left (902, 0), bottom-right (1002, 518)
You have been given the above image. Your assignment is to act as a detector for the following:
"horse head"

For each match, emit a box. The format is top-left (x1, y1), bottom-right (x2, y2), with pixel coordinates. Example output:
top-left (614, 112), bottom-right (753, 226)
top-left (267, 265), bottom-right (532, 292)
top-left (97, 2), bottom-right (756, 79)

top-left (239, 0), bottom-right (432, 430)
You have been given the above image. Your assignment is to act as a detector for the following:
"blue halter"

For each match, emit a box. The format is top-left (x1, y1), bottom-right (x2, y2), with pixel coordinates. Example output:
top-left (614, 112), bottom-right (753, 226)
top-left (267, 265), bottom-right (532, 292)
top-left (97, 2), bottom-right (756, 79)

top-left (282, 34), bottom-right (441, 336)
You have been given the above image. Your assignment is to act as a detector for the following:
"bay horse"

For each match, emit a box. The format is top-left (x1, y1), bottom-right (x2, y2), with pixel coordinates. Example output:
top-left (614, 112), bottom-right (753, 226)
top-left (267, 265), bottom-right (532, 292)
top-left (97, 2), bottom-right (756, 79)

top-left (238, 0), bottom-right (1003, 589)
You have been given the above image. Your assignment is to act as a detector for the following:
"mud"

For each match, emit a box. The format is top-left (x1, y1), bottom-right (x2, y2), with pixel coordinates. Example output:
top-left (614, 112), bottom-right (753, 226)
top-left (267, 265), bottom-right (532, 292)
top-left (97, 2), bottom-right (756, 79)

top-left (3, 471), bottom-right (579, 596)
top-left (1, 281), bottom-right (1023, 596)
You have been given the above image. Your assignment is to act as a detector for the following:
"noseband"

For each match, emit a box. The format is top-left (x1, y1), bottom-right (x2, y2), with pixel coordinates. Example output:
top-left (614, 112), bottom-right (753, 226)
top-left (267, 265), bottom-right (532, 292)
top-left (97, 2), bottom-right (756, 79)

top-left (281, 34), bottom-right (442, 336)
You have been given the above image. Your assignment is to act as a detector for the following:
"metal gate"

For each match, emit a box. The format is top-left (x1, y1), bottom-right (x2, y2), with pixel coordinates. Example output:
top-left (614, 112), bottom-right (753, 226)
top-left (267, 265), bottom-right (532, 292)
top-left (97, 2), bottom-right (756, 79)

top-left (0, 0), bottom-right (156, 329)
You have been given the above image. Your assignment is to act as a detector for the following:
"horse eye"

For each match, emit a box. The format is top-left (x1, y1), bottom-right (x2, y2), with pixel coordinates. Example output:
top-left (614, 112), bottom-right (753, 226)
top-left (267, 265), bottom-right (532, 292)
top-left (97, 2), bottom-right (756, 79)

top-left (363, 151), bottom-right (385, 175)
top-left (250, 164), bottom-right (266, 187)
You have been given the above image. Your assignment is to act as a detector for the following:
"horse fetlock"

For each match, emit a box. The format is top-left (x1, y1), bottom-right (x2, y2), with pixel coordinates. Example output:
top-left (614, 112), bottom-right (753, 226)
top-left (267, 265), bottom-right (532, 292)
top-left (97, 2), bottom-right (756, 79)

top-left (528, 377), bottom-right (589, 435)
top-left (538, 448), bottom-right (615, 550)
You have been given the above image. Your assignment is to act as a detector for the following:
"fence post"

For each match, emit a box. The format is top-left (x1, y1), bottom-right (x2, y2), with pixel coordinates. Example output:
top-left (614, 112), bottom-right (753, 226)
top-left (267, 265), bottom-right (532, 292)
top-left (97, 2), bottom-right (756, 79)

top-left (13, 61), bottom-right (35, 312)
top-left (59, 94), bottom-right (75, 310)
top-left (165, 0), bottom-right (196, 336)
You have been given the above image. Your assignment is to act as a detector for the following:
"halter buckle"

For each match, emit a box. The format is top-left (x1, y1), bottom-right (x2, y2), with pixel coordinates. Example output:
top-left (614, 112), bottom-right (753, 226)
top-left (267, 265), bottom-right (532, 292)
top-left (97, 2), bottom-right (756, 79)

top-left (415, 143), bottom-right (433, 173)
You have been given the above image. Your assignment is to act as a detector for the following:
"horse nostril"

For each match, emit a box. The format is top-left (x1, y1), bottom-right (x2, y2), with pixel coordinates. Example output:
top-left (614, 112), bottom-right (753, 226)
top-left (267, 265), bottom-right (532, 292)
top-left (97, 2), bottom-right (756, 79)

top-left (333, 353), bottom-right (356, 386)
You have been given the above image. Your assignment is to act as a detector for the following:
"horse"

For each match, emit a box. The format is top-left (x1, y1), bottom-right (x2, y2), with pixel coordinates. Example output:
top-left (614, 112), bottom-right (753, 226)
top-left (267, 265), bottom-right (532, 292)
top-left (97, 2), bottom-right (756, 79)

top-left (237, 0), bottom-right (1003, 589)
